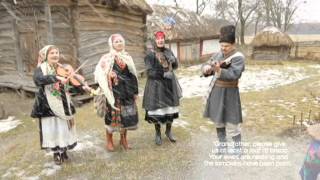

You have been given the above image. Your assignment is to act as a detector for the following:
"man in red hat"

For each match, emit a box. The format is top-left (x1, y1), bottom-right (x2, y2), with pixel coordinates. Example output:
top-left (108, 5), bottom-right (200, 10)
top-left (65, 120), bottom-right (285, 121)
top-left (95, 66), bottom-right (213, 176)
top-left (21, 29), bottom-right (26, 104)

top-left (201, 25), bottom-right (245, 155)
top-left (143, 31), bottom-right (182, 145)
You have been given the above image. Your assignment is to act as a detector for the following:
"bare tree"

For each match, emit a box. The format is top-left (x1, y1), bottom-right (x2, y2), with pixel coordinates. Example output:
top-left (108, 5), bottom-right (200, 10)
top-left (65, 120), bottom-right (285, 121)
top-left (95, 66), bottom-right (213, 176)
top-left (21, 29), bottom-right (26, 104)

top-left (262, 0), bottom-right (272, 26)
top-left (173, 0), bottom-right (179, 7)
top-left (214, 0), bottom-right (259, 44)
top-left (238, 0), bottom-right (260, 44)
top-left (213, 0), bottom-right (229, 20)
top-left (214, 0), bottom-right (239, 23)
top-left (253, 10), bottom-right (263, 35)
top-left (264, 0), bottom-right (299, 32)
top-left (196, 0), bottom-right (211, 15)
top-left (283, 0), bottom-right (298, 31)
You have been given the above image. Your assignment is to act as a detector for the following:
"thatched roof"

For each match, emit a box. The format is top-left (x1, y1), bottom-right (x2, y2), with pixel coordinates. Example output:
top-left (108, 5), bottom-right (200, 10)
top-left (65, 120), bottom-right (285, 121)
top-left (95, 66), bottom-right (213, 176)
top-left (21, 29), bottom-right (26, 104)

top-left (117, 0), bottom-right (153, 14)
top-left (147, 5), bottom-right (228, 41)
top-left (251, 26), bottom-right (294, 47)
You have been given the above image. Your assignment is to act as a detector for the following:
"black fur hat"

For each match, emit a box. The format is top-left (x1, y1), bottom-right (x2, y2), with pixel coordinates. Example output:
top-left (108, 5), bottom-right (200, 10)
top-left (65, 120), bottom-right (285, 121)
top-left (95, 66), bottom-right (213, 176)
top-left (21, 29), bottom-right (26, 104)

top-left (219, 25), bottom-right (236, 44)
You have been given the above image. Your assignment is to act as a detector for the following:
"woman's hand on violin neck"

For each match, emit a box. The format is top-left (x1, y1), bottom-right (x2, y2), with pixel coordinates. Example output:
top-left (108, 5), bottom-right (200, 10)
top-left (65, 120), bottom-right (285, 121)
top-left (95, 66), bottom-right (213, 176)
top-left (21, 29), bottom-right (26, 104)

top-left (56, 76), bottom-right (68, 84)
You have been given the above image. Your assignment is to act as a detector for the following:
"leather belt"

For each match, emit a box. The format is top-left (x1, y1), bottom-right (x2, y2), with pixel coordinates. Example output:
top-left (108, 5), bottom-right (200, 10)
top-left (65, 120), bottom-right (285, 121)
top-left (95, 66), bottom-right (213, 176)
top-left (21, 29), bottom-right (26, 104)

top-left (215, 80), bottom-right (238, 88)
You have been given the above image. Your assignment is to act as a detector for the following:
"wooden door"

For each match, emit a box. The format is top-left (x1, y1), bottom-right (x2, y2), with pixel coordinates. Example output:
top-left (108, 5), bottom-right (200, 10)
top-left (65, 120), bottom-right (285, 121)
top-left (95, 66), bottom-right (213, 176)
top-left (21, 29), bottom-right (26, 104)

top-left (179, 44), bottom-right (192, 64)
top-left (19, 31), bottom-right (39, 75)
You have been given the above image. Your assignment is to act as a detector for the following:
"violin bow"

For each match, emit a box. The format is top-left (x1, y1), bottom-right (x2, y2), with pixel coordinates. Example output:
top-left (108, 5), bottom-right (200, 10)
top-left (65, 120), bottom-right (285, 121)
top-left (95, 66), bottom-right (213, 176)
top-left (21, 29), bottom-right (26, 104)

top-left (65, 59), bottom-right (90, 81)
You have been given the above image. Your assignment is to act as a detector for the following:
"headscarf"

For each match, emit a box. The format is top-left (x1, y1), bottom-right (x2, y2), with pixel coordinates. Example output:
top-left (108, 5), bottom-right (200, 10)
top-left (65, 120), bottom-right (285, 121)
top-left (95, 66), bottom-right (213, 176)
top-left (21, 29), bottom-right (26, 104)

top-left (37, 45), bottom-right (56, 67)
top-left (94, 34), bottom-right (137, 109)
top-left (155, 31), bottom-right (165, 40)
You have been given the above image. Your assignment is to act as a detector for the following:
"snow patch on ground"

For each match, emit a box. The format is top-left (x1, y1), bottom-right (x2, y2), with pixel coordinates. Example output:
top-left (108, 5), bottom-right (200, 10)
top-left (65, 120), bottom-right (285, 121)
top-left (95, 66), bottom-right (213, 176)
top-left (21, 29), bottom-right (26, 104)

top-left (22, 176), bottom-right (40, 180)
top-left (40, 162), bottom-right (62, 176)
top-left (199, 126), bottom-right (210, 132)
top-left (178, 66), bottom-right (309, 98)
top-left (0, 116), bottom-right (22, 133)
top-left (72, 135), bottom-right (96, 152)
top-left (2, 167), bottom-right (38, 180)
top-left (173, 119), bottom-right (190, 129)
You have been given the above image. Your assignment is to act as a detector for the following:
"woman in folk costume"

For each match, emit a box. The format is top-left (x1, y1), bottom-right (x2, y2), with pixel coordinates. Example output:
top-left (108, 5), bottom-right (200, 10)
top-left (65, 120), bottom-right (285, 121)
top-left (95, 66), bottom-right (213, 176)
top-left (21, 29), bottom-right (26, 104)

top-left (31, 45), bottom-right (87, 165)
top-left (143, 31), bottom-right (182, 145)
top-left (201, 25), bottom-right (245, 155)
top-left (300, 124), bottom-right (320, 180)
top-left (94, 34), bottom-right (139, 151)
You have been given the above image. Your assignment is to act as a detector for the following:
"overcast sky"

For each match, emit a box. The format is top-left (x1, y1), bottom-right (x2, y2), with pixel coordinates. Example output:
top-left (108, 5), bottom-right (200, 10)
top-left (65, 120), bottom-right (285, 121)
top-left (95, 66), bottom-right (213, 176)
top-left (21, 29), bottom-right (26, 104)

top-left (146, 0), bottom-right (320, 23)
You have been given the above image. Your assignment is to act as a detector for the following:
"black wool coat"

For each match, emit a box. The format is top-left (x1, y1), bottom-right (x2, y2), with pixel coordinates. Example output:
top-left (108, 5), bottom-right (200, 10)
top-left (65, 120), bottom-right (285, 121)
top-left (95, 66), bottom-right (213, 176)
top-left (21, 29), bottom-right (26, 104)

top-left (142, 48), bottom-right (181, 111)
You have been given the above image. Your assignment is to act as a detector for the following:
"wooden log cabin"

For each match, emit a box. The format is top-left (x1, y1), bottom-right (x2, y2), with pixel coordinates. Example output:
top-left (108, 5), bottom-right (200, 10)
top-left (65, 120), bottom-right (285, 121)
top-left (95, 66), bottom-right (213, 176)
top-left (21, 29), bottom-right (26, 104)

top-left (0, 0), bottom-right (152, 97)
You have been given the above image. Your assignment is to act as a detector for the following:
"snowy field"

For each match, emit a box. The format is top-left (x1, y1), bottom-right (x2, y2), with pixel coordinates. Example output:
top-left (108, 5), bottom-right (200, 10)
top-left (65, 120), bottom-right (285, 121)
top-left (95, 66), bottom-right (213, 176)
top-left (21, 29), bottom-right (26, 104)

top-left (0, 116), bottom-right (22, 133)
top-left (178, 64), bottom-right (320, 98)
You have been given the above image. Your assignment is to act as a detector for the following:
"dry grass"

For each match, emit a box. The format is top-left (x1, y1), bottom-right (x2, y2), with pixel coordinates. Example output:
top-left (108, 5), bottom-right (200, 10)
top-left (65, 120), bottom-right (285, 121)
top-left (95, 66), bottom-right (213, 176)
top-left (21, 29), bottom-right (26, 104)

top-left (1, 60), bottom-right (320, 179)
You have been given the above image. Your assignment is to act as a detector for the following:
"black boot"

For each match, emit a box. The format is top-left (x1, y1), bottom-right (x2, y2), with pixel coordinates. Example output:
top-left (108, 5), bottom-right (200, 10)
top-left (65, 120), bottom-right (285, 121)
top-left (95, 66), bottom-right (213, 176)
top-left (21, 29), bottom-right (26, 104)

top-left (53, 152), bottom-right (62, 165)
top-left (155, 124), bottom-right (162, 145)
top-left (232, 134), bottom-right (242, 156)
top-left (165, 123), bottom-right (176, 143)
top-left (61, 150), bottom-right (69, 161)
top-left (216, 127), bottom-right (227, 155)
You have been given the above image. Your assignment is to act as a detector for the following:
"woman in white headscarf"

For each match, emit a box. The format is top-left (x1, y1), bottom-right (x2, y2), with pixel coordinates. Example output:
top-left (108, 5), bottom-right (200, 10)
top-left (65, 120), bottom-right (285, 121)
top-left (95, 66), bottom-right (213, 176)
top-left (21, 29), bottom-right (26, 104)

top-left (94, 34), bottom-right (139, 151)
top-left (31, 45), bottom-right (83, 165)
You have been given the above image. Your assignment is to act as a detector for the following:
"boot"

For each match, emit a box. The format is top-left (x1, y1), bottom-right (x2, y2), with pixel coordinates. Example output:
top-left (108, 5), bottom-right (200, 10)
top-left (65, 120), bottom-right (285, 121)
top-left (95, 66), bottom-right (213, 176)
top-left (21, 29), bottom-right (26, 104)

top-left (106, 131), bottom-right (114, 152)
top-left (61, 149), bottom-right (69, 161)
top-left (165, 123), bottom-right (176, 143)
top-left (120, 130), bottom-right (131, 150)
top-left (216, 127), bottom-right (227, 155)
top-left (232, 134), bottom-right (242, 156)
top-left (53, 152), bottom-right (62, 165)
top-left (155, 124), bottom-right (162, 145)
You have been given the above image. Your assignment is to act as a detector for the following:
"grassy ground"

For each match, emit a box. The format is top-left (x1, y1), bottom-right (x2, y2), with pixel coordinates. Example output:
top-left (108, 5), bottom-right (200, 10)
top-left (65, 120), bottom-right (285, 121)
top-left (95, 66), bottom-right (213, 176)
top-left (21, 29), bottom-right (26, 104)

top-left (1, 60), bottom-right (320, 179)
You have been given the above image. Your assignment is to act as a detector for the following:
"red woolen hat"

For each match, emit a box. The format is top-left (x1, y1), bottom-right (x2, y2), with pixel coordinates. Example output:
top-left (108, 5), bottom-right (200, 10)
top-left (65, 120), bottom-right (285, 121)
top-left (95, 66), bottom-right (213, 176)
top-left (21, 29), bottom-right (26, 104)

top-left (154, 31), bottom-right (165, 39)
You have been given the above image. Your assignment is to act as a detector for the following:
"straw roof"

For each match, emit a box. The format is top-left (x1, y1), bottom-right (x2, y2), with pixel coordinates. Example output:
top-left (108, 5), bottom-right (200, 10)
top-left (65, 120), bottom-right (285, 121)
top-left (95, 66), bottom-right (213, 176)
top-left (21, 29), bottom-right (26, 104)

top-left (114, 0), bottom-right (153, 14)
top-left (251, 26), bottom-right (294, 47)
top-left (147, 5), bottom-right (228, 41)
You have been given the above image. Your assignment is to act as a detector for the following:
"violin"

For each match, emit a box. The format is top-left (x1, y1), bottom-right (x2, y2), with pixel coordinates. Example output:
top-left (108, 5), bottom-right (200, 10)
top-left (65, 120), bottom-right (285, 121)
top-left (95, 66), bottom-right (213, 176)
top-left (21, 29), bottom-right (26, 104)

top-left (56, 63), bottom-right (85, 86)
top-left (56, 63), bottom-right (97, 95)
top-left (212, 61), bottom-right (231, 69)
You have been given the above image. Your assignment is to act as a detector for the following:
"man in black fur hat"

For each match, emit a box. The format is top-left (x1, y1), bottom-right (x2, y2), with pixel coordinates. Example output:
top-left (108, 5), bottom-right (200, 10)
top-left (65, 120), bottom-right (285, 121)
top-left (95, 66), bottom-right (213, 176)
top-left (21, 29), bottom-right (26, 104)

top-left (201, 25), bottom-right (245, 155)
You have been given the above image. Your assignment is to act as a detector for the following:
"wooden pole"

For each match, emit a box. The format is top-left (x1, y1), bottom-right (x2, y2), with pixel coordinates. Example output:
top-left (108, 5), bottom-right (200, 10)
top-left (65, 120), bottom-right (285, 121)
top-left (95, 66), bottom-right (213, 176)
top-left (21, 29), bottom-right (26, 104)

top-left (308, 109), bottom-right (312, 124)
top-left (300, 112), bottom-right (303, 130)
top-left (45, 0), bottom-right (53, 43)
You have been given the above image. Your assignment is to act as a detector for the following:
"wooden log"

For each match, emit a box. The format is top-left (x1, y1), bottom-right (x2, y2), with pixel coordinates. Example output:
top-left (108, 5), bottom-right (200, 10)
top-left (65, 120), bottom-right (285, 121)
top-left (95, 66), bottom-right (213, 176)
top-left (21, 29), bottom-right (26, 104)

top-left (77, 15), bottom-right (144, 29)
top-left (0, 59), bottom-right (16, 65)
top-left (0, 63), bottom-right (16, 69)
top-left (76, 23), bottom-right (144, 36)
top-left (22, 86), bottom-right (37, 93)
top-left (0, 22), bottom-right (14, 30)
top-left (0, 29), bottom-right (14, 37)
top-left (77, 4), bottom-right (144, 22)
top-left (0, 82), bottom-right (21, 89)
